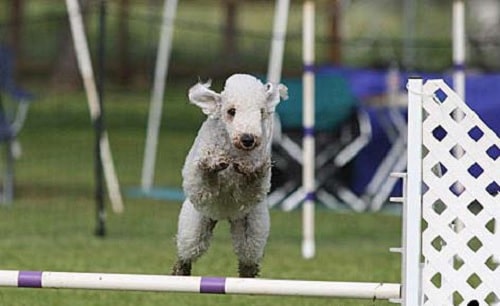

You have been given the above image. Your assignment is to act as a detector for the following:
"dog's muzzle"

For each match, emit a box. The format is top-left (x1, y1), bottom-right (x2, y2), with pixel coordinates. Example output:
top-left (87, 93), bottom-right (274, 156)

top-left (236, 133), bottom-right (259, 150)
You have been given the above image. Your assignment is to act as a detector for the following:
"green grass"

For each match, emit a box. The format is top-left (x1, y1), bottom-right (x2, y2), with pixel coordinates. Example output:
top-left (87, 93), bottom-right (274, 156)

top-left (0, 83), bottom-right (402, 305)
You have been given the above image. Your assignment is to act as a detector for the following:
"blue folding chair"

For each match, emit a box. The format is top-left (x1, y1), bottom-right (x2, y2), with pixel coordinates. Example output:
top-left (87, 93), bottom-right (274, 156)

top-left (0, 45), bottom-right (34, 204)
top-left (269, 74), bottom-right (372, 211)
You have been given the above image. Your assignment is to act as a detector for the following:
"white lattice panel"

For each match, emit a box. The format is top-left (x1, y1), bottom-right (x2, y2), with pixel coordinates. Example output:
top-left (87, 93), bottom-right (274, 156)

top-left (420, 80), bottom-right (500, 306)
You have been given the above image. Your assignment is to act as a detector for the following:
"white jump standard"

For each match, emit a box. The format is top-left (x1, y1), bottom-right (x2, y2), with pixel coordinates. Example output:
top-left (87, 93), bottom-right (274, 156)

top-left (0, 270), bottom-right (400, 300)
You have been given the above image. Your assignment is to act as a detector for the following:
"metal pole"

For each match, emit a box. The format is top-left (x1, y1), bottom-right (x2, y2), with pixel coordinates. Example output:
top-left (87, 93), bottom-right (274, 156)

top-left (266, 0), bottom-right (289, 84)
top-left (265, 0), bottom-right (289, 156)
top-left (452, 0), bottom-right (466, 100)
top-left (95, 0), bottom-right (107, 237)
top-left (302, 1), bottom-right (315, 260)
top-left (65, 0), bottom-right (124, 214)
top-left (140, 0), bottom-right (178, 191)
top-left (451, 0), bottom-right (466, 240)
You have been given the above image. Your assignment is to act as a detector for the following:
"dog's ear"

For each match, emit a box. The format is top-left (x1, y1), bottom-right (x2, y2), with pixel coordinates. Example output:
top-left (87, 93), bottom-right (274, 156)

top-left (188, 80), bottom-right (221, 117)
top-left (265, 82), bottom-right (288, 113)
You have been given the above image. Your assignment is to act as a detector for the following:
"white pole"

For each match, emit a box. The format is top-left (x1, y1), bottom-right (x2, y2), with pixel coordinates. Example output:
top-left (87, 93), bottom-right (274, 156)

top-left (141, 0), bottom-right (178, 191)
top-left (404, 77), bottom-right (423, 305)
top-left (451, 0), bottom-right (466, 241)
top-left (65, 0), bottom-right (124, 213)
top-left (452, 0), bottom-right (466, 100)
top-left (265, 0), bottom-right (289, 156)
top-left (267, 0), bottom-right (290, 84)
top-left (0, 270), bottom-right (401, 300)
top-left (302, 1), bottom-right (315, 260)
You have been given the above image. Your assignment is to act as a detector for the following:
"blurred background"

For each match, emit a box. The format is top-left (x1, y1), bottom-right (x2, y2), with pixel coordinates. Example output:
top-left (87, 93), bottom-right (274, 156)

top-left (0, 1), bottom-right (499, 305)
top-left (4, 0), bottom-right (500, 80)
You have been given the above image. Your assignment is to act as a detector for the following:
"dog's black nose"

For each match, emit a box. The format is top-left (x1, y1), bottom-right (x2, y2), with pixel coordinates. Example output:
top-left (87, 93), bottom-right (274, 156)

top-left (240, 133), bottom-right (255, 148)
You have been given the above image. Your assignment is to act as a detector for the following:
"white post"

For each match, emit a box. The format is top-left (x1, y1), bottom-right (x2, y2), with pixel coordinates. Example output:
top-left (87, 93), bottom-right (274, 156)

top-left (65, 0), bottom-right (124, 213)
top-left (141, 0), bottom-right (178, 191)
top-left (452, 0), bottom-right (466, 100)
top-left (302, 1), bottom-right (315, 260)
top-left (404, 77), bottom-right (423, 305)
top-left (452, 0), bottom-right (466, 244)
top-left (265, 0), bottom-right (290, 156)
top-left (267, 0), bottom-right (290, 84)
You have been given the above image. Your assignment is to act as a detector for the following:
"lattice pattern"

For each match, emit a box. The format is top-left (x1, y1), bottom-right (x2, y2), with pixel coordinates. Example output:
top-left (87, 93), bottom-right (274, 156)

top-left (420, 80), bottom-right (500, 306)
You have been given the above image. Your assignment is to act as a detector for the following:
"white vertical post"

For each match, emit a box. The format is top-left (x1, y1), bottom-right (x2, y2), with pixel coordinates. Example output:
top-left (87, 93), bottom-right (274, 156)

top-left (404, 77), bottom-right (423, 305)
top-left (267, 0), bottom-right (290, 84)
top-left (65, 0), bottom-right (124, 213)
top-left (265, 0), bottom-right (289, 155)
top-left (452, 0), bottom-right (466, 240)
top-left (302, 1), bottom-right (315, 260)
top-left (141, 0), bottom-right (178, 191)
top-left (452, 0), bottom-right (466, 100)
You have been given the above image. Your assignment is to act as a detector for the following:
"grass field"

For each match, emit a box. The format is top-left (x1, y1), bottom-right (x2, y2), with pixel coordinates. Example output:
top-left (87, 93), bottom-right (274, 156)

top-left (0, 81), bottom-right (402, 305)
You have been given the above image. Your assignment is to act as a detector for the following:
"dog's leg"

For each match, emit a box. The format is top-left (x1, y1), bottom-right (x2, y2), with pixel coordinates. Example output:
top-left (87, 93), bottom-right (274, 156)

top-left (229, 201), bottom-right (270, 278)
top-left (172, 199), bottom-right (217, 276)
top-left (171, 259), bottom-right (192, 276)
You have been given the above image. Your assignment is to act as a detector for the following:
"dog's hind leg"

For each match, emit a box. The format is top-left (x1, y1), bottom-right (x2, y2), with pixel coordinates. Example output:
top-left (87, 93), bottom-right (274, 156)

top-left (229, 201), bottom-right (270, 277)
top-left (172, 199), bottom-right (217, 276)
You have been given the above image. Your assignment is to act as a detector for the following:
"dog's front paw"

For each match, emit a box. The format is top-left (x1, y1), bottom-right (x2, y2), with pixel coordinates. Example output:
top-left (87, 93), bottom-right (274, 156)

top-left (198, 156), bottom-right (230, 173)
top-left (212, 161), bottom-right (230, 172)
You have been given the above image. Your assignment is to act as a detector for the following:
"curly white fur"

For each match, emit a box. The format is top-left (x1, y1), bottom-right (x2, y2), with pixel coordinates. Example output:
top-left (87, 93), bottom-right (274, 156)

top-left (172, 74), bottom-right (287, 277)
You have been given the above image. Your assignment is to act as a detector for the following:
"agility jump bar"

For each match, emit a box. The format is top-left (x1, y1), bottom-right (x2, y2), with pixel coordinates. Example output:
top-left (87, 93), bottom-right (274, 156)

top-left (0, 270), bottom-right (400, 300)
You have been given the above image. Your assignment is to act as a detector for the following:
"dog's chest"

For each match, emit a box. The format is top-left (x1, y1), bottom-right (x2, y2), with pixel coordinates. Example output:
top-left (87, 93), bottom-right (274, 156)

top-left (192, 165), bottom-right (269, 220)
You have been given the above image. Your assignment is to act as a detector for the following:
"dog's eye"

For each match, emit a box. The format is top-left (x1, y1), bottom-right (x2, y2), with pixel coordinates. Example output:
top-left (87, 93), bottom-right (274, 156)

top-left (227, 108), bottom-right (236, 117)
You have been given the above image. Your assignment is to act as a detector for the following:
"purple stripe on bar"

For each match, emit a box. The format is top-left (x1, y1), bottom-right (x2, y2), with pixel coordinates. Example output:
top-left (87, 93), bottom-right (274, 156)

top-left (453, 63), bottom-right (466, 71)
top-left (305, 192), bottom-right (316, 202)
top-left (200, 277), bottom-right (226, 294)
top-left (18, 271), bottom-right (42, 288)
top-left (303, 64), bottom-right (315, 72)
top-left (303, 127), bottom-right (315, 137)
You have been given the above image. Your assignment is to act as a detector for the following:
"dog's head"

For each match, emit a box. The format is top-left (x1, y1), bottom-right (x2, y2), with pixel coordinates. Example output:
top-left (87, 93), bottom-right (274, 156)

top-left (188, 74), bottom-right (287, 151)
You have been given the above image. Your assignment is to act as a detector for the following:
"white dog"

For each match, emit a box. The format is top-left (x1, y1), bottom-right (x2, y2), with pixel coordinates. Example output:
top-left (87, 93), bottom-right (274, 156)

top-left (172, 74), bottom-right (287, 277)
